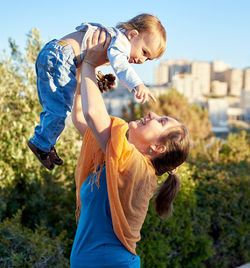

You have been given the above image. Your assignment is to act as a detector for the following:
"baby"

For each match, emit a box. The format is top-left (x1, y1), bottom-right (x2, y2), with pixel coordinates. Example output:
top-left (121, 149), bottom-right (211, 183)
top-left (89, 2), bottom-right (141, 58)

top-left (28, 13), bottom-right (167, 170)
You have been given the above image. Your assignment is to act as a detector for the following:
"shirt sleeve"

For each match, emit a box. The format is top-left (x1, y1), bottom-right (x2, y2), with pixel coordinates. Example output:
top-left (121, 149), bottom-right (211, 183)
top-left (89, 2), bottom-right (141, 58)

top-left (107, 32), bottom-right (143, 92)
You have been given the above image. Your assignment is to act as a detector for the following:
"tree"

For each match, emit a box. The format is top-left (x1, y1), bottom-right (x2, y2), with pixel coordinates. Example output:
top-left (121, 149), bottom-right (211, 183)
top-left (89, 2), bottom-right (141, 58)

top-left (0, 28), bottom-right (80, 259)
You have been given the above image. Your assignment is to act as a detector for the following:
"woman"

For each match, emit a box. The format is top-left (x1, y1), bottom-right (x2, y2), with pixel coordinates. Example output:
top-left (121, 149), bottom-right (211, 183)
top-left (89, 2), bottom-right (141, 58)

top-left (70, 30), bottom-right (190, 268)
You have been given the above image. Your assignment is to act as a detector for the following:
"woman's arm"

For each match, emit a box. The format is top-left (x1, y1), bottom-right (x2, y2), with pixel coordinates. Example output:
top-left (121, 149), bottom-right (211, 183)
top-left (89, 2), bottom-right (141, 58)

top-left (71, 65), bottom-right (88, 137)
top-left (81, 30), bottom-right (112, 153)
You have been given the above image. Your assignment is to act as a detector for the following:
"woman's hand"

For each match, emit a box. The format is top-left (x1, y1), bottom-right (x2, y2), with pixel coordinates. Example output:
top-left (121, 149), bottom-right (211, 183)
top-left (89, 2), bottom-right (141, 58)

top-left (83, 29), bottom-right (111, 67)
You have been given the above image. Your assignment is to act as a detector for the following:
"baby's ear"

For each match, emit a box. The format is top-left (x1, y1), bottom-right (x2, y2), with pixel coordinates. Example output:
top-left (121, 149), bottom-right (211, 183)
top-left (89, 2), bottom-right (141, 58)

top-left (127, 29), bottom-right (139, 40)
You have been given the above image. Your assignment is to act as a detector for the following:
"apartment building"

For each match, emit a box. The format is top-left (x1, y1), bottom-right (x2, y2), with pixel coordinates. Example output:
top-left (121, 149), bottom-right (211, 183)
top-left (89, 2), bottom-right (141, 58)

top-left (192, 61), bottom-right (211, 95)
top-left (211, 60), bottom-right (230, 81)
top-left (172, 73), bottom-right (202, 102)
top-left (207, 98), bottom-right (229, 132)
top-left (243, 68), bottom-right (250, 91)
top-left (224, 68), bottom-right (243, 96)
top-left (211, 80), bottom-right (228, 96)
top-left (153, 59), bottom-right (249, 132)
top-left (154, 59), bottom-right (191, 85)
top-left (154, 62), bottom-right (169, 85)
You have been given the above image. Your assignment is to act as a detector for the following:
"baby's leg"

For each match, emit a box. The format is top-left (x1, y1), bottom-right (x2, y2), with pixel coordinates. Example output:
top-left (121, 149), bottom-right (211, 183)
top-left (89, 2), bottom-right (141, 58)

top-left (29, 40), bottom-right (77, 152)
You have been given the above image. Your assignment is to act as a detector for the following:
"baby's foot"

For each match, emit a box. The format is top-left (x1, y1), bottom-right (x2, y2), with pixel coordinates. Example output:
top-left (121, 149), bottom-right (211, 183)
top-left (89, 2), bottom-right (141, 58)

top-left (50, 147), bottom-right (63, 166)
top-left (27, 141), bottom-right (54, 170)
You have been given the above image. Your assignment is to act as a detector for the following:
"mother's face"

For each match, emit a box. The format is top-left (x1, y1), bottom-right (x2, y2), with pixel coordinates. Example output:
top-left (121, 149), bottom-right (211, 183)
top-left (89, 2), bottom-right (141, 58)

top-left (128, 112), bottom-right (181, 146)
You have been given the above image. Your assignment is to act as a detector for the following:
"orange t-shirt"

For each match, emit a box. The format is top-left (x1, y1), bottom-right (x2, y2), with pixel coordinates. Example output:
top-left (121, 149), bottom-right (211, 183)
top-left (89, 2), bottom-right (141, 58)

top-left (75, 117), bottom-right (157, 254)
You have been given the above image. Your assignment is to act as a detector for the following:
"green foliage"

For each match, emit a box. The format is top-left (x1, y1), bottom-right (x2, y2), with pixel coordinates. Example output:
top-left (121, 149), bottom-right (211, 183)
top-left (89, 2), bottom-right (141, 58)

top-left (0, 210), bottom-right (69, 267)
top-left (188, 133), bottom-right (250, 268)
top-left (0, 28), bottom-right (79, 261)
top-left (138, 165), bottom-right (213, 268)
top-left (0, 29), bottom-right (249, 267)
top-left (195, 172), bottom-right (249, 268)
top-left (219, 131), bottom-right (250, 165)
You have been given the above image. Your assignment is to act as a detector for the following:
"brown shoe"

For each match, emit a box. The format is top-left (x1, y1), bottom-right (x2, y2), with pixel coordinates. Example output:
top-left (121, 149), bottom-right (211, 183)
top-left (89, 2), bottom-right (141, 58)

top-left (27, 141), bottom-right (55, 170)
top-left (50, 146), bottom-right (63, 165)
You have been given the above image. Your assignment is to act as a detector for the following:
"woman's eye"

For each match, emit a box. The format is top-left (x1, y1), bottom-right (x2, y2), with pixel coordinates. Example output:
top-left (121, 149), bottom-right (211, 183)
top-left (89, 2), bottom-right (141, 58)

top-left (160, 119), bottom-right (165, 125)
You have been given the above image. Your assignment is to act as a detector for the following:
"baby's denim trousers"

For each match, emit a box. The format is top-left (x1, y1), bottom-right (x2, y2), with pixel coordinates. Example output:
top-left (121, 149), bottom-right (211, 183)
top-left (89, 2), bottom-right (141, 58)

top-left (29, 39), bottom-right (77, 152)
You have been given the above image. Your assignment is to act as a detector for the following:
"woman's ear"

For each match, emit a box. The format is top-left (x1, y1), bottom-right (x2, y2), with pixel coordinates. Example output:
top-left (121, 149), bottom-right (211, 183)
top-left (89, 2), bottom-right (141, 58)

top-left (150, 144), bottom-right (167, 155)
top-left (127, 29), bottom-right (139, 40)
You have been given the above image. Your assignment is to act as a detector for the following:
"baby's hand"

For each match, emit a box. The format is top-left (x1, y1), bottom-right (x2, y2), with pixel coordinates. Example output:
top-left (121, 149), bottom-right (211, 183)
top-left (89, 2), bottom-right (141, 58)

top-left (134, 84), bottom-right (156, 104)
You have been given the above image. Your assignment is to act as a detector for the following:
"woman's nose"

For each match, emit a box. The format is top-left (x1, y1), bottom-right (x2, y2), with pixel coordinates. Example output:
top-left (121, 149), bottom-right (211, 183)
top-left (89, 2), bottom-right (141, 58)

top-left (148, 112), bottom-right (159, 120)
top-left (148, 112), bottom-right (155, 119)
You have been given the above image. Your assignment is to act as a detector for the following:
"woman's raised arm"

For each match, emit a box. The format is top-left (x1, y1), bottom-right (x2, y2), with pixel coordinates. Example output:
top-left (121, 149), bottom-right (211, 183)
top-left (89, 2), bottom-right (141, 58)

top-left (81, 30), bottom-right (112, 153)
top-left (71, 65), bottom-right (89, 137)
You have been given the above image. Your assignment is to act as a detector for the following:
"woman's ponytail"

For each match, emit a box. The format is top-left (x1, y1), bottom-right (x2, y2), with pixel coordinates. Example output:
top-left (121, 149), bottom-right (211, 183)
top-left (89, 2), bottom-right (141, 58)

top-left (155, 173), bottom-right (180, 218)
top-left (151, 122), bottom-right (190, 219)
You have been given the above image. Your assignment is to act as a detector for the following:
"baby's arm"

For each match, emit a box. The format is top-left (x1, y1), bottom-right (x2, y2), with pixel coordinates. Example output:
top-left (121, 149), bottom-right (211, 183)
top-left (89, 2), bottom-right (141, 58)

top-left (107, 34), bottom-right (156, 103)
top-left (108, 47), bottom-right (156, 103)
top-left (108, 45), bottom-right (141, 90)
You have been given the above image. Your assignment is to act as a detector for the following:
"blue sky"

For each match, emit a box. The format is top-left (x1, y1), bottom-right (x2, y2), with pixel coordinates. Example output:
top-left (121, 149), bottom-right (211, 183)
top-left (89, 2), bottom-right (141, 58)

top-left (0, 0), bottom-right (249, 84)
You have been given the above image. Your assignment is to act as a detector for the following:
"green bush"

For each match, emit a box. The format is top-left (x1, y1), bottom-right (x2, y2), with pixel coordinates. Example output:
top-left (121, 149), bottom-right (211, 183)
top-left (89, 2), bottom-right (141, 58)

top-left (138, 165), bottom-right (213, 268)
top-left (195, 171), bottom-right (249, 268)
top-left (189, 132), bottom-right (250, 268)
top-left (0, 29), bottom-right (79, 260)
top-left (0, 210), bottom-right (69, 267)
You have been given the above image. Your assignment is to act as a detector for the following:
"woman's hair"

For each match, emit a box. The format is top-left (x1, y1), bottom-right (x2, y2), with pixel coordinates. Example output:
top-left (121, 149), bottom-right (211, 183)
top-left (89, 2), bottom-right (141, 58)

top-left (116, 13), bottom-right (167, 58)
top-left (151, 122), bottom-right (190, 218)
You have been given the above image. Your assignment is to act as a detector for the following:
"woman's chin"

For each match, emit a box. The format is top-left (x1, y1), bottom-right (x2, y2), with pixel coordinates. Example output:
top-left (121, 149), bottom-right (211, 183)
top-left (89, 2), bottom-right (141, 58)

top-left (129, 121), bottom-right (139, 129)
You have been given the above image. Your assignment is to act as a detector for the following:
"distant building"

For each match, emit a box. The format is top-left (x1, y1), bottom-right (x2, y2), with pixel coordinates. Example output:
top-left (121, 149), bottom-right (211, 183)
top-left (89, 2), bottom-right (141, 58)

top-left (153, 59), bottom-right (249, 131)
top-left (227, 107), bottom-right (244, 123)
top-left (212, 60), bottom-right (231, 72)
top-left (169, 61), bottom-right (191, 82)
top-left (224, 69), bottom-right (243, 96)
top-left (104, 97), bottom-right (131, 117)
top-left (207, 98), bottom-right (229, 132)
top-left (226, 95), bottom-right (240, 108)
top-left (172, 73), bottom-right (202, 103)
top-left (192, 61), bottom-right (211, 95)
top-left (154, 62), bottom-right (169, 85)
top-left (149, 85), bottom-right (171, 98)
top-left (211, 60), bottom-right (230, 81)
top-left (154, 59), bottom-right (191, 85)
top-left (240, 89), bottom-right (250, 123)
top-left (103, 82), bottom-right (133, 117)
top-left (243, 68), bottom-right (250, 91)
top-left (211, 80), bottom-right (228, 96)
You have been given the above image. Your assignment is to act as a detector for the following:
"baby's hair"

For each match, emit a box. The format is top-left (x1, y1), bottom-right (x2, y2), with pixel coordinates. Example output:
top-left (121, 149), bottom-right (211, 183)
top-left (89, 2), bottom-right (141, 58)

top-left (96, 71), bottom-right (116, 93)
top-left (116, 13), bottom-right (167, 58)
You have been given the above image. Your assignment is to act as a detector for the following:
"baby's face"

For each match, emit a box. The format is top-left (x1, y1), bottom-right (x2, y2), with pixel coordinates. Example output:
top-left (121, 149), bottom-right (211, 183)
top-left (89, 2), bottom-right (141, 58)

top-left (128, 31), bottom-right (160, 64)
